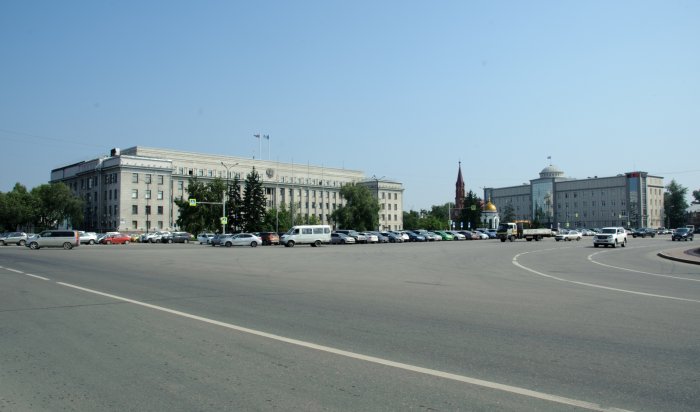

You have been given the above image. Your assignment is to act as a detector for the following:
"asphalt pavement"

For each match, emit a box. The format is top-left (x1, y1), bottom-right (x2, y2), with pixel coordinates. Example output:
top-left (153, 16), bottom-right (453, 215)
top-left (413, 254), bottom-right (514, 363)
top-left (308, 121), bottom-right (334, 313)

top-left (1, 237), bottom-right (699, 411)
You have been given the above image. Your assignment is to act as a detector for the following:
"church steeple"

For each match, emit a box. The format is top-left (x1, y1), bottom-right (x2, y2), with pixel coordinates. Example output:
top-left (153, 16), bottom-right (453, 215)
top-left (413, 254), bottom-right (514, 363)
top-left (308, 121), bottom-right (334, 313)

top-left (455, 162), bottom-right (465, 218)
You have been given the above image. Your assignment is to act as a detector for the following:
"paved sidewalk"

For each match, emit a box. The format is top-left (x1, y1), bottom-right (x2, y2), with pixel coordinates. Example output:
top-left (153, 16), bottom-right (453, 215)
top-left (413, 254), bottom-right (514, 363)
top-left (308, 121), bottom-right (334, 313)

top-left (658, 245), bottom-right (700, 265)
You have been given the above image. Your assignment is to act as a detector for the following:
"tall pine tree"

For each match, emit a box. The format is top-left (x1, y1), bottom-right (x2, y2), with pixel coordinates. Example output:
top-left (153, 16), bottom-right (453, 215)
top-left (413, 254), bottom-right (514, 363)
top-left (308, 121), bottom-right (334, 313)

top-left (242, 167), bottom-right (266, 232)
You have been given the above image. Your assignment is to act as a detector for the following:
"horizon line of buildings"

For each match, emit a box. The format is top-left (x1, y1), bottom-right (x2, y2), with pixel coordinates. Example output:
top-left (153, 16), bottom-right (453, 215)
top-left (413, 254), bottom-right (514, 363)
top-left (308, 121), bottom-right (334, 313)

top-left (50, 146), bottom-right (405, 233)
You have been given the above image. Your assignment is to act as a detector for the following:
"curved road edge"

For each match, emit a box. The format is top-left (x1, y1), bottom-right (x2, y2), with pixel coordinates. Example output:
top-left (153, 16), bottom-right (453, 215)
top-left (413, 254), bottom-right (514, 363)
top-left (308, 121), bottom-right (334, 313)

top-left (657, 246), bottom-right (700, 265)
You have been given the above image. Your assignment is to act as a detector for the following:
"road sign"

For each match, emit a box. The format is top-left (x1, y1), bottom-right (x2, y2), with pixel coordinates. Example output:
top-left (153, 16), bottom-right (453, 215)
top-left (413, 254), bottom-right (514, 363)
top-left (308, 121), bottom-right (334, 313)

top-left (220, 216), bottom-right (228, 225)
top-left (189, 199), bottom-right (197, 207)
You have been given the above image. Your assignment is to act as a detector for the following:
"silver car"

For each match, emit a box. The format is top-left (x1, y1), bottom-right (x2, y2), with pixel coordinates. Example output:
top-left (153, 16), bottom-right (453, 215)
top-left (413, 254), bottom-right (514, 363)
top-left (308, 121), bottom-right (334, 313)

top-left (223, 233), bottom-right (262, 247)
top-left (26, 230), bottom-right (80, 250)
top-left (0, 231), bottom-right (28, 246)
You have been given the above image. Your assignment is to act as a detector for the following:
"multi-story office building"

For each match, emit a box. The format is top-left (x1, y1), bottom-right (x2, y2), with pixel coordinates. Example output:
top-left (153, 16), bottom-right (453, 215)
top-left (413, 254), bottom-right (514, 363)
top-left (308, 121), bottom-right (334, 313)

top-left (50, 146), bottom-right (404, 233)
top-left (483, 165), bottom-right (664, 229)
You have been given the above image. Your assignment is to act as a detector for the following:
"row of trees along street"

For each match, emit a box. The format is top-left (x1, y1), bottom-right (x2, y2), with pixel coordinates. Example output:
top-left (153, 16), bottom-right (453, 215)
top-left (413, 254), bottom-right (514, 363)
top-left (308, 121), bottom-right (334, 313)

top-left (175, 167), bottom-right (382, 234)
top-left (0, 183), bottom-right (83, 232)
top-left (0, 176), bottom-right (697, 233)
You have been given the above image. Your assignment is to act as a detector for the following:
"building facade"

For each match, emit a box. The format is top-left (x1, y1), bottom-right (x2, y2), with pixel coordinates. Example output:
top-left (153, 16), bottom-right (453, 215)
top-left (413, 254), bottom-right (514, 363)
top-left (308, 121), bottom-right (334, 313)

top-left (483, 165), bottom-right (664, 229)
top-left (51, 146), bottom-right (404, 233)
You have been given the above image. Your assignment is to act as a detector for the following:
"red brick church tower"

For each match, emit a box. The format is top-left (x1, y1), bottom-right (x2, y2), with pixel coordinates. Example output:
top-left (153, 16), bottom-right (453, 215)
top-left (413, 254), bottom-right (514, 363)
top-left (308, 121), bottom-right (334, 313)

top-left (454, 162), bottom-right (465, 220)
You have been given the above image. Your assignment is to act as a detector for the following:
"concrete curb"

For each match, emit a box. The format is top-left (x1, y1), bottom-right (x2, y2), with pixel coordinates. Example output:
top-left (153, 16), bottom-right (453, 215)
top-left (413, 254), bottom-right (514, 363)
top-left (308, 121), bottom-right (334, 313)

top-left (657, 247), bottom-right (700, 265)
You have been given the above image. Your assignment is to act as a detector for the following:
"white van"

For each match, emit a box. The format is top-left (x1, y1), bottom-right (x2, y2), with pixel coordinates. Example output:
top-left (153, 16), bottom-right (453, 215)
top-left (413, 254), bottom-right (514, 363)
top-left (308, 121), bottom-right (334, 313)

top-left (280, 225), bottom-right (331, 247)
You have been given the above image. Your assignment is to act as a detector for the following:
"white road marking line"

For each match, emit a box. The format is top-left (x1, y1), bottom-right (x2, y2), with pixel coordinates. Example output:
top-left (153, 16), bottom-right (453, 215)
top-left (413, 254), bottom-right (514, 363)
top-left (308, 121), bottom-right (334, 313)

top-left (56, 281), bottom-right (632, 412)
top-left (0, 266), bottom-right (50, 281)
top-left (25, 273), bottom-right (51, 281)
top-left (513, 254), bottom-right (700, 303)
top-left (587, 251), bottom-right (700, 282)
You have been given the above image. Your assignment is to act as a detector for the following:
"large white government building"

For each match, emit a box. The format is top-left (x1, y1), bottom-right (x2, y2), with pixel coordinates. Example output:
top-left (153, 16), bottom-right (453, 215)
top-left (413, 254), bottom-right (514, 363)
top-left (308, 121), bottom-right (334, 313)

top-left (50, 146), bottom-right (404, 233)
top-left (483, 165), bottom-right (665, 229)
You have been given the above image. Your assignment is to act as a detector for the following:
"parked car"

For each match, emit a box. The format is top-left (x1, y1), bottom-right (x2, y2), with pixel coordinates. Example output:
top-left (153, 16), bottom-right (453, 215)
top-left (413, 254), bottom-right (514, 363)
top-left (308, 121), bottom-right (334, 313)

top-left (197, 232), bottom-right (215, 244)
top-left (331, 232), bottom-right (356, 244)
top-left (555, 229), bottom-right (582, 241)
top-left (257, 232), bottom-right (280, 246)
top-left (381, 231), bottom-right (404, 243)
top-left (424, 231), bottom-right (442, 241)
top-left (405, 230), bottom-right (427, 242)
top-left (162, 232), bottom-right (193, 243)
top-left (78, 231), bottom-right (98, 245)
top-left (434, 230), bottom-right (454, 241)
top-left (142, 231), bottom-right (170, 243)
top-left (100, 233), bottom-right (131, 244)
top-left (224, 233), bottom-right (262, 247)
top-left (362, 232), bottom-right (379, 243)
top-left (209, 234), bottom-right (229, 247)
top-left (334, 229), bottom-right (367, 244)
top-left (632, 228), bottom-right (656, 238)
top-left (26, 230), bottom-right (81, 250)
top-left (671, 228), bottom-right (694, 241)
top-left (0, 231), bottom-right (28, 246)
top-left (447, 230), bottom-right (466, 240)
top-left (472, 231), bottom-right (489, 240)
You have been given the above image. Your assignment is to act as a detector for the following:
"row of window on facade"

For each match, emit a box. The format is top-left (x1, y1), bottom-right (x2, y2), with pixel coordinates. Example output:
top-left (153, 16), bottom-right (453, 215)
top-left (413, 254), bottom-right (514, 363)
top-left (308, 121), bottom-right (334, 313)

top-left (132, 173), bottom-right (165, 185)
top-left (130, 221), bottom-right (165, 230)
top-left (131, 189), bottom-right (164, 200)
top-left (171, 167), bottom-right (349, 188)
top-left (131, 205), bottom-right (164, 215)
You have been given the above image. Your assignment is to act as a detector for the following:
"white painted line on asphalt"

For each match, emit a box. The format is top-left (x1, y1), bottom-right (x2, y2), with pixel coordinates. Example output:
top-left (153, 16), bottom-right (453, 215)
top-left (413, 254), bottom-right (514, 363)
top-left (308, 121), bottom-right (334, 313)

top-left (25, 273), bottom-right (51, 281)
top-left (1, 266), bottom-right (51, 281)
top-left (513, 254), bottom-right (700, 303)
top-left (587, 251), bottom-right (700, 282)
top-left (56, 281), bottom-right (632, 412)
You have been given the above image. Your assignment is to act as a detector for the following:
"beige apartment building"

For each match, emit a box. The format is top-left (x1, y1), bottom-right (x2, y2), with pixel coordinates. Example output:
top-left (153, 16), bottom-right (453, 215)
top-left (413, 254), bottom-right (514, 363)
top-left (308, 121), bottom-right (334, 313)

top-left (50, 146), bottom-right (404, 233)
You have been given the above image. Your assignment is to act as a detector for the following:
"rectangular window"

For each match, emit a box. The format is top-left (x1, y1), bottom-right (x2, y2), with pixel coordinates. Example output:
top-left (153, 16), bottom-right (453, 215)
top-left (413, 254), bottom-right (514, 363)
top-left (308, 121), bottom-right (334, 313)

top-left (158, 221), bottom-right (163, 229)
top-left (157, 190), bottom-right (163, 200)
top-left (132, 173), bottom-right (139, 183)
top-left (145, 174), bottom-right (152, 184)
top-left (132, 205), bottom-right (138, 214)
top-left (145, 205), bottom-right (151, 215)
top-left (157, 206), bottom-right (164, 215)
top-left (145, 190), bottom-right (151, 200)
top-left (158, 175), bottom-right (164, 185)
top-left (131, 189), bottom-right (138, 199)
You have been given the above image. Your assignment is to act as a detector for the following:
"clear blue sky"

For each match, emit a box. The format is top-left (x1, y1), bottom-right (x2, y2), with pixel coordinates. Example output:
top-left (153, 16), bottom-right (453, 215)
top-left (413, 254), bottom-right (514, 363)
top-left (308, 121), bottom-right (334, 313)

top-left (1, 1), bottom-right (698, 210)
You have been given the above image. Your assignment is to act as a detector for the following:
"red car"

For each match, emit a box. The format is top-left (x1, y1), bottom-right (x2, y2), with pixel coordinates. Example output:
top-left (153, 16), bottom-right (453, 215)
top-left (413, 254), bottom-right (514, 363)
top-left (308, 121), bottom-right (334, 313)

top-left (100, 233), bottom-right (131, 245)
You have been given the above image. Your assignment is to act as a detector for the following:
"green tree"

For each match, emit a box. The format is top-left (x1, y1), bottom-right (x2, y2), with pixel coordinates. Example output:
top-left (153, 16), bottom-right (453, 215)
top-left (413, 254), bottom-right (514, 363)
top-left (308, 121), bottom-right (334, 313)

top-left (664, 180), bottom-right (688, 228)
top-left (241, 167), bottom-right (266, 232)
top-left (30, 183), bottom-right (84, 230)
top-left (693, 189), bottom-right (700, 204)
top-left (175, 177), bottom-right (226, 234)
top-left (0, 183), bottom-right (35, 231)
top-left (226, 174), bottom-right (243, 232)
top-left (402, 210), bottom-right (421, 229)
top-left (331, 183), bottom-right (379, 231)
top-left (500, 202), bottom-right (515, 223)
top-left (458, 191), bottom-right (482, 230)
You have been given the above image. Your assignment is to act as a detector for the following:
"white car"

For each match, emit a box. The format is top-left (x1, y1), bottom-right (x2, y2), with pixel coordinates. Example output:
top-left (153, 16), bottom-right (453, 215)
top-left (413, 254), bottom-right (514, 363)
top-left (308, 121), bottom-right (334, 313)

top-left (362, 232), bottom-right (379, 243)
top-left (143, 231), bottom-right (170, 243)
top-left (474, 231), bottom-right (489, 239)
top-left (197, 232), bottom-right (215, 244)
top-left (447, 231), bottom-right (466, 240)
top-left (555, 230), bottom-right (582, 241)
top-left (226, 233), bottom-right (262, 247)
top-left (78, 231), bottom-right (98, 245)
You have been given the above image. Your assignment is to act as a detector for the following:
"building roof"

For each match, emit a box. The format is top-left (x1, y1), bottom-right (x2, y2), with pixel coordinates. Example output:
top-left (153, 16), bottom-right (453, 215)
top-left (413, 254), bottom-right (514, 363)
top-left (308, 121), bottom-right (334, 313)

top-left (539, 164), bottom-right (565, 178)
